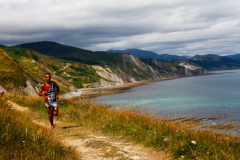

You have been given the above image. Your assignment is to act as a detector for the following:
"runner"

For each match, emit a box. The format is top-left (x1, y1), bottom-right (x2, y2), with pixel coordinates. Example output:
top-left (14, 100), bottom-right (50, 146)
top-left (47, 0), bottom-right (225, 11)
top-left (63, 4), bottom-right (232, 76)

top-left (38, 73), bottom-right (59, 129)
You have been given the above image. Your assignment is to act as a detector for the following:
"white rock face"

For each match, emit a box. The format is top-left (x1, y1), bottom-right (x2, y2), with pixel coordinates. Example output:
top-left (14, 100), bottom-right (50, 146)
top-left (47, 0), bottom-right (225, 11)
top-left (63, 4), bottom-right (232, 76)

top-left (122, 54), bottom-right (142, 68)
top-left (24, 80), bottom-right (37, 95)
top-left (92, 65), bottom-right (124, 87)
top-left (179, 62), bottom-right (201, 70)
top-left (128, 55), bottom-right (142, 68)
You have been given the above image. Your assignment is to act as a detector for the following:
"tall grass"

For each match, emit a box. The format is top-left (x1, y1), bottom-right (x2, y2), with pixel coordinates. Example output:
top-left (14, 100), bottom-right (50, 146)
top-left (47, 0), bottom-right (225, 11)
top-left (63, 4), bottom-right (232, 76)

top-left (0, 97), bottom-right (78, 159)
top-left (10, 95), bottom-right (240, 159)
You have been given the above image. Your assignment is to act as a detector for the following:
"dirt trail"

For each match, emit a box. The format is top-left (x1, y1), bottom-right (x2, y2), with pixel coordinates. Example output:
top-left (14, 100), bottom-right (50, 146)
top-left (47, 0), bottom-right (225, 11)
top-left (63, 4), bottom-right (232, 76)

top-left (9, 101), bottom-right (169, 160)
top-left (60, 63), bottom-right (71, 70)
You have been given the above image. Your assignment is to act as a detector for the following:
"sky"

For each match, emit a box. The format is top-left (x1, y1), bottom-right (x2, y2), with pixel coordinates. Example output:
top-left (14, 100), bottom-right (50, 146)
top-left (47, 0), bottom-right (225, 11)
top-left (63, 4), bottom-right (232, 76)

top-left (0, 0), bottom-right (240, 56)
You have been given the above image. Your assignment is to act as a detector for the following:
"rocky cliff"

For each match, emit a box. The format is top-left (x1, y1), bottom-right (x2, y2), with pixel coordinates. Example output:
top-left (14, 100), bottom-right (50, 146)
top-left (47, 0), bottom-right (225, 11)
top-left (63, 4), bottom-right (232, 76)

top-left (91, 54), bottom-right (208, 88)
top-left (0, 47), bottom-right (78, 95)
top-left (1, 45), bottom-right (209, 94)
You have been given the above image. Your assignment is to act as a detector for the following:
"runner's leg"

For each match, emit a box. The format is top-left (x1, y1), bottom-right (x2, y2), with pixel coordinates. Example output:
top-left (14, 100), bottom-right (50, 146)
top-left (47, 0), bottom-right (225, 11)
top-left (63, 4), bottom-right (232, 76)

top-left (46, 108), bottom-right (53, 125)
top-left (53, 106), bottom-right (58, 116)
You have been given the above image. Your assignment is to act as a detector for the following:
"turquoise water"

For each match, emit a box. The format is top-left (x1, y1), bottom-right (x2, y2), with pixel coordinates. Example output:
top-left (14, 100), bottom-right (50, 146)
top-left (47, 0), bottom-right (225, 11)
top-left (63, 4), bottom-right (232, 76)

top-left (94, 70), bottom-right (240, 122)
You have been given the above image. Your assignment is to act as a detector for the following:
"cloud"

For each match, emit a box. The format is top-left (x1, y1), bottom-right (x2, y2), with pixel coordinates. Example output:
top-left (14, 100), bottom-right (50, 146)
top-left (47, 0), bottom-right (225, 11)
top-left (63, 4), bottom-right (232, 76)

top-left (0, 0), bottom-right (240, 56)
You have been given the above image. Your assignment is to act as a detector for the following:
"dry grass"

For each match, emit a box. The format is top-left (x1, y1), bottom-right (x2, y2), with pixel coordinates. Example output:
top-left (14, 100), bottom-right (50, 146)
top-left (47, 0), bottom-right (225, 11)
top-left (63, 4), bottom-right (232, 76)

top-left (9, 94), bottom-right (240, 159)
top-left (0, 97), bottom-right (78, 159)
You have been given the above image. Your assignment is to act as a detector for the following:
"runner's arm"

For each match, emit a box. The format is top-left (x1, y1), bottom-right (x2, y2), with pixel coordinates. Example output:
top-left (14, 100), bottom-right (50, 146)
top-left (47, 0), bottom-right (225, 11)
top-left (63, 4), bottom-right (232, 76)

top-left (53, 81), bottom-right (59, 99)
top-left (38, 84), bottom-right (46, 96)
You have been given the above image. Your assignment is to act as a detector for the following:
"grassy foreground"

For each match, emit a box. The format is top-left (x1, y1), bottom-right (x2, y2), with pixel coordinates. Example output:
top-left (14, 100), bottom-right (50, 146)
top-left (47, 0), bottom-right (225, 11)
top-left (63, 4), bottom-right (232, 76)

top-left (10, 95), bottom-right (240, 160)
top-left (0, 97), bottom-right (78, 160)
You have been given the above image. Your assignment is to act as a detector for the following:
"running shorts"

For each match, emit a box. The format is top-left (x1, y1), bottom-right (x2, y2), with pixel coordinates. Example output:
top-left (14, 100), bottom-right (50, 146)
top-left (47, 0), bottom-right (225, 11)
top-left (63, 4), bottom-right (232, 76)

top-left (45, 101), bottom-right (58, 108)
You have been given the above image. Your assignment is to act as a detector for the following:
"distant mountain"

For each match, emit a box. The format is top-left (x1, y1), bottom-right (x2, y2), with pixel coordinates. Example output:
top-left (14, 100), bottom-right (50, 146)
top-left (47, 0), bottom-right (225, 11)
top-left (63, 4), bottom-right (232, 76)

top-left (192, 54), bottom-right (220, 59)
top-left (155, 54), bottom-right (189, 60)
top-left (225, 54), bottom-right (240, 58)
top-left (108, 49), bottom-right (188, 60)
top-left (15, 41), bottom-right (121, 65)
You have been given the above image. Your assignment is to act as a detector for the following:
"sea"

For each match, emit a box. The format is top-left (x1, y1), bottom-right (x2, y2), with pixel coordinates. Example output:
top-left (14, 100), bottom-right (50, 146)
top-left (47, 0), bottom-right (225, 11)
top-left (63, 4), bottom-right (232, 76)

top-left (94, 69), bottom-right (240, 132)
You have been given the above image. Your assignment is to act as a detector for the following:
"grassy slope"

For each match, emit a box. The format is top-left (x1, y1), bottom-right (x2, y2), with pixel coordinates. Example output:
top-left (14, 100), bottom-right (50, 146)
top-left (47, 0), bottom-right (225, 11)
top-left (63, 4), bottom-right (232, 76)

top-left (0, 98), bottom-right (77, 159)
top-left (58, 63), bottom-right (101, 88)
top-left (12, 95), bottom-right (240, 160)
top-left (0, 46), bottom-right (102, 90)
top-left (0, 46), bottom-right (71, 92)
top-left (0, 48), bottom-right (26, 86)
top-left (28, 50), bottom-right (102, 89)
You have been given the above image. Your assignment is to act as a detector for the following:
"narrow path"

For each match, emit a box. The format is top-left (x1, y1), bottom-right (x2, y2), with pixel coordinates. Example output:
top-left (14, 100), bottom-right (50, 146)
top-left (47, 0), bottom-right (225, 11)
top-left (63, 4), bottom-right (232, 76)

top-left (9, 101), bottom-right (169, 160)
top-left (60, 63), bottom-right (71, 70)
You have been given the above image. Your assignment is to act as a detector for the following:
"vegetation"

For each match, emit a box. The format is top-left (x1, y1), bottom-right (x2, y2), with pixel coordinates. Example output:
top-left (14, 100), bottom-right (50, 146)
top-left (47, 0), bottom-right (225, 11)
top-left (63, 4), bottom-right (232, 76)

top-left (0, 46), bottom-right (61, 86)
top-left (189, 56), bottom-right (240, 70)
top-left (47, 63), bottom-right (60, 71)
top-left (30, 52), bottom-right (39, 61)
top-left (0, 97), bottom-right (77, 159)
top-left (10, 94), bottom-right (240, 160)
top-left (0, 49), bottom-right (26, 86)
top-left (2, 41), bottom-right (240, 93)
top-left (124, 62), bottom-right (149, 78)
top-left (16, 41), bottom-right (122, 65)
top-left (59, 63), bottom-right (101, 88)
top-left (2, 41), bottom-right (240, 159)
top-left (0, 45), bottom-right (103, 91)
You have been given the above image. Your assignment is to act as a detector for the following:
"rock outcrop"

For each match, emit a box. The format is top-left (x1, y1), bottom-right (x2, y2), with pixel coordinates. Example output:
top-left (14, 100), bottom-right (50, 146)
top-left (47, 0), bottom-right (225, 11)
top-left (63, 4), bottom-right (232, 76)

top-left (90, 66), bottom-right (124, 88)
top-left (179, 62), bottom-right (201, 70)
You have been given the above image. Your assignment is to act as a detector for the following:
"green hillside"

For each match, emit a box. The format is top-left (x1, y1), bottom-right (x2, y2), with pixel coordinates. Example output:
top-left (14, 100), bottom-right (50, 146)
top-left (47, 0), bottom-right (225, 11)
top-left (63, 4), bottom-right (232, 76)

top-left (0, 45), bottom-right (102, 92)
top-left (16, 41), bottom-right (122, 65)
top-left (0, 48), bottom-right (26, 86)
top-left (189, 55), bottom-right (240, 70)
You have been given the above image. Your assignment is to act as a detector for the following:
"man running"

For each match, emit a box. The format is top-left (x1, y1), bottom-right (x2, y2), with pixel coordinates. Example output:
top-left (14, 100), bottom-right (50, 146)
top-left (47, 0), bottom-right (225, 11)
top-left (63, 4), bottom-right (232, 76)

top-left (38, 73), bottom-right (59, 129)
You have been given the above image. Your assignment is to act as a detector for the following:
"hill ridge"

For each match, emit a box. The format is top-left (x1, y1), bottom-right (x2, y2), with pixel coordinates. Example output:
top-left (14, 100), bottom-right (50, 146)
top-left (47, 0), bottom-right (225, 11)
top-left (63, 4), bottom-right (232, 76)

top-left (5, 41), bottom-right (240, 95)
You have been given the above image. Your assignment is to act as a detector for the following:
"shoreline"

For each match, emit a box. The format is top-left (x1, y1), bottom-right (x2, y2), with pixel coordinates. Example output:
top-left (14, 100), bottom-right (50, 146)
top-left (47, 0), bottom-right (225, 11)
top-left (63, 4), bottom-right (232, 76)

top-left (57, 69), bottom-right (238, 99)
top-left (62, 68), bottom-right (239, 99)
top-left (79, 69), bottom-right (240, 98)
top-left (79, 73), bottom-right (213, 98)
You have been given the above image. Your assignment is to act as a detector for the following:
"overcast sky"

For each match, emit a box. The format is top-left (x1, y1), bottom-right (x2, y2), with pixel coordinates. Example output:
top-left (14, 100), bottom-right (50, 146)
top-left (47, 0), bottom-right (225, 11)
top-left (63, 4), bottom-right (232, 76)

top-left (0, 0), bottom-right (240, 56)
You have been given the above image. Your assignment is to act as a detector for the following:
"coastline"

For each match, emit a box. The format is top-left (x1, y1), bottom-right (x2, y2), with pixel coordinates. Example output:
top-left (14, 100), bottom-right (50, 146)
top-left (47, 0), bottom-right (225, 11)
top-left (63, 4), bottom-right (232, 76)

top-left (61, 69), bottom-right (239, 99)
top-left (79, 73), bottom-right (213, 98)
